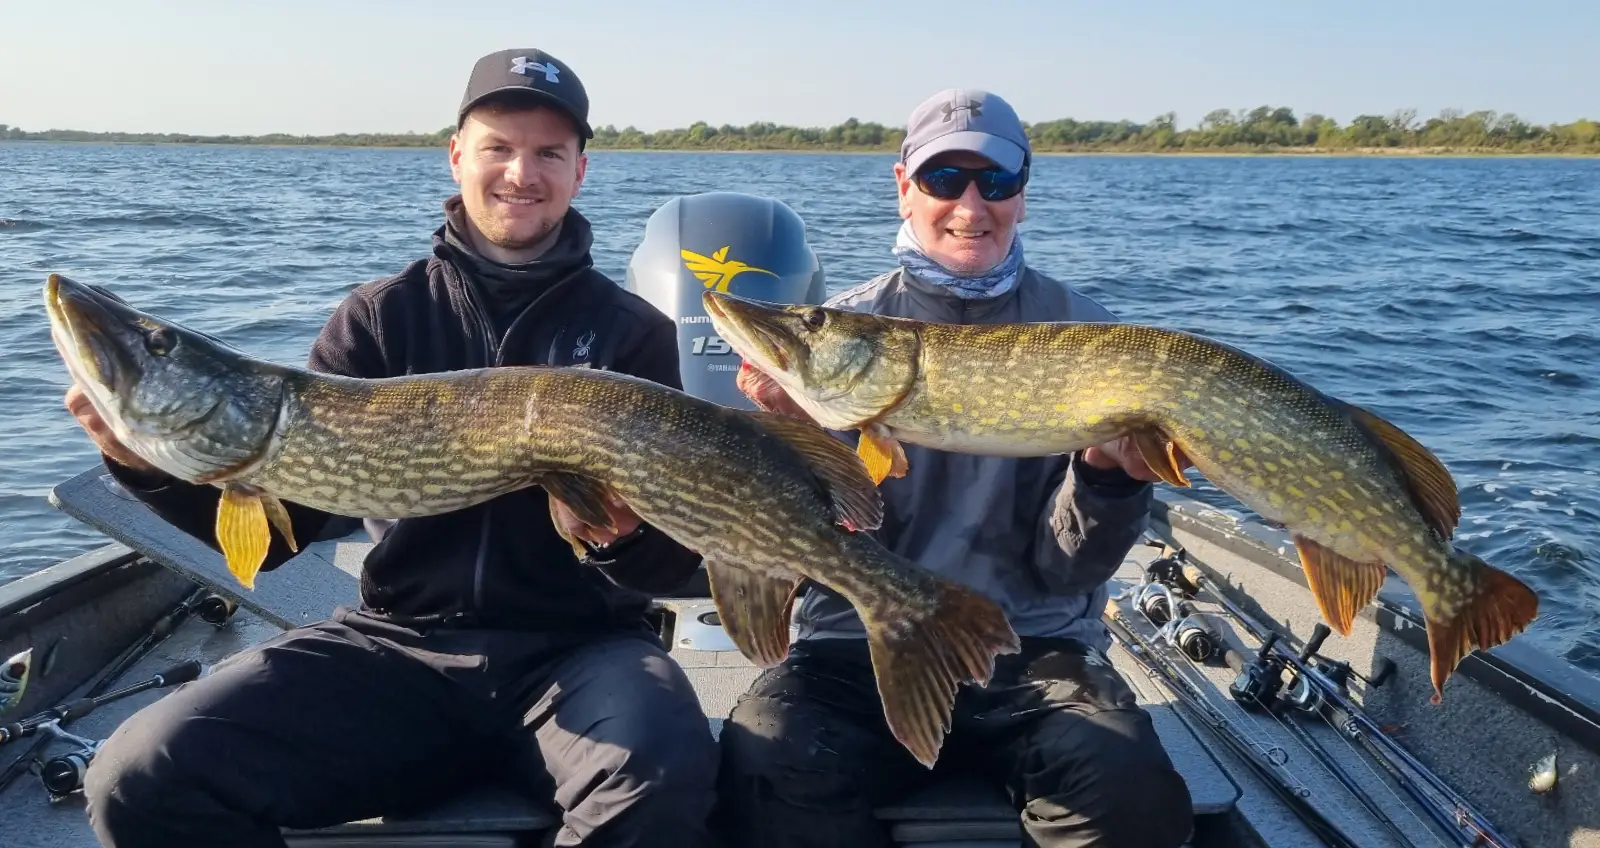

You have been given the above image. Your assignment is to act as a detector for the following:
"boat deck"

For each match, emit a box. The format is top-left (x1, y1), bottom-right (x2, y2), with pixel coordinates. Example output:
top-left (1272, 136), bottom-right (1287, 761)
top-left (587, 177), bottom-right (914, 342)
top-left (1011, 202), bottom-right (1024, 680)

top-left (2, 467), bottom-right (1597, 847)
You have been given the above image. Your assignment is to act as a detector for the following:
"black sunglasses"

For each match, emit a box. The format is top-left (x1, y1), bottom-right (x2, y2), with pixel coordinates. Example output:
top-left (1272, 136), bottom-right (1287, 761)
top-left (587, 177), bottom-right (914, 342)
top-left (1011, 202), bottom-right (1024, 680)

top-left (912, 163), bottom-right (1027, 201)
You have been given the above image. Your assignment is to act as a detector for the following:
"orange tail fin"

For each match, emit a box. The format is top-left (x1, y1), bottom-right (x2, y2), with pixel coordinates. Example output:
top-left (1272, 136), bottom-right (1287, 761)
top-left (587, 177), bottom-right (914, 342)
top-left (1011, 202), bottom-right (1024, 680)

top-left (1424, 550), bottom-right (1539, 704)
top-left (860, 579), bottom-right (1021, 768)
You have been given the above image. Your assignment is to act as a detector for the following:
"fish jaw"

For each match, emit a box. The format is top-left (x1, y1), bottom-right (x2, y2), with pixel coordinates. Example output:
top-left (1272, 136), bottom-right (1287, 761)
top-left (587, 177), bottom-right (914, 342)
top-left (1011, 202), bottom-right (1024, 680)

top-left (44, 274), bottom-right (287, 484)
top-left (703, 292), bottom-right (920, 431)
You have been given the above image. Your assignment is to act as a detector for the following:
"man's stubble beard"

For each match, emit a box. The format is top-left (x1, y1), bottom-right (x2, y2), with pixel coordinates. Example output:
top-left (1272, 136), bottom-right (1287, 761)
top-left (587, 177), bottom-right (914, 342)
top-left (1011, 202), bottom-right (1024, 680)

top-left (475, 211), bottom-right (560, 252)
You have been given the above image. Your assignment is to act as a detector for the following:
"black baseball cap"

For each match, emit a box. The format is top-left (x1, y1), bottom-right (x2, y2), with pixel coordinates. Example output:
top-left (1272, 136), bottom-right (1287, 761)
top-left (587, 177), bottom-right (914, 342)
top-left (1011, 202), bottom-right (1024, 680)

top-left (457, 48), bottom-right (594, 139)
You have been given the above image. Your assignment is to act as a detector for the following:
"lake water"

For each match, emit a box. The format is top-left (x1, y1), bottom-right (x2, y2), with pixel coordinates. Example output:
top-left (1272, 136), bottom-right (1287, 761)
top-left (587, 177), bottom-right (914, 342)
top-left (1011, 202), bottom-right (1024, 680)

top-left (1, 143), bottom-right (1596, 674)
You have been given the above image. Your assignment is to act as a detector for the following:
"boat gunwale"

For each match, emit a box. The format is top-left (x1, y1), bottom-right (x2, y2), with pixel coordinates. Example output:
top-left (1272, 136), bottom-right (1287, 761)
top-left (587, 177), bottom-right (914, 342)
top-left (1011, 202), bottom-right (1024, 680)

top-left (1150, 490), bottom-right (1600, 758)
top-left (0, 542), bottom-right (145, 621)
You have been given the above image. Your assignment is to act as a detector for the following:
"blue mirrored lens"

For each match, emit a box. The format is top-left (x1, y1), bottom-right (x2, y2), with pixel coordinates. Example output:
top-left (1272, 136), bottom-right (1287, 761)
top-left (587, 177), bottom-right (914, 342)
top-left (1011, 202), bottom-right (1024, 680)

top-left (915, 166), bottom-right (1024, 200)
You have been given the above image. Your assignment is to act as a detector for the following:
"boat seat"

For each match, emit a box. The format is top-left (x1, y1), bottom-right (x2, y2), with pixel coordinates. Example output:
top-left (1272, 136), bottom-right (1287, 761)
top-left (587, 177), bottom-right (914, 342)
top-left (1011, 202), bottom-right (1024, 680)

top-left (279, 783), bottom-right (555, 846)
top-left (875, 773), bottom-right (1021, 846)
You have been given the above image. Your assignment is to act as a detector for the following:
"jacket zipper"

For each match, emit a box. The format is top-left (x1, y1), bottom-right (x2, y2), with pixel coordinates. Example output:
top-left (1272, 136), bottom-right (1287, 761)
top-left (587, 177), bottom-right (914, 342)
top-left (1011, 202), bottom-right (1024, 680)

top-left (455, 267), bottom-right (499, 618)
top-left (453, 264), bottom-right (589, 620)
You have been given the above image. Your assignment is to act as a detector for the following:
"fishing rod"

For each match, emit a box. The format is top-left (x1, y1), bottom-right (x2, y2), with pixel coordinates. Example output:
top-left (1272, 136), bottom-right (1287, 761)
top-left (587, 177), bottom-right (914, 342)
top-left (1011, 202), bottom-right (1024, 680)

top-left (1140, 540), bottom-right (1519, 848)
top-left (0, 588), bottom-right (208, 796)
top-left (0, 660), bottom-right (201, 800)
top-left (1221, 624), bottom-right (1418, 847)
top-left (1104, 601), bottom-right (1365, 848)
top-left (1128, 562), bottom-right (1422, 847)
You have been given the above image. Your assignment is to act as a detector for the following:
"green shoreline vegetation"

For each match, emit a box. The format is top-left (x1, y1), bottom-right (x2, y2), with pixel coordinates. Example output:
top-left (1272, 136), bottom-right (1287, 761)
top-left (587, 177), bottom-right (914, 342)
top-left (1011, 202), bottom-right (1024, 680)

top-left (3, 107), bottom-right (1597, 155)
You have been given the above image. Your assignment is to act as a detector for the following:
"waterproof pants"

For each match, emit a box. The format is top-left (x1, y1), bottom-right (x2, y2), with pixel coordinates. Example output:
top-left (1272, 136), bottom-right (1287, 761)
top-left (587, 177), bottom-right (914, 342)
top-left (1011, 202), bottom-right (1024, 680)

top-left (83, 608), bottom-right (720, 848)
top-left (713, 636), bottom-right (1194, 848)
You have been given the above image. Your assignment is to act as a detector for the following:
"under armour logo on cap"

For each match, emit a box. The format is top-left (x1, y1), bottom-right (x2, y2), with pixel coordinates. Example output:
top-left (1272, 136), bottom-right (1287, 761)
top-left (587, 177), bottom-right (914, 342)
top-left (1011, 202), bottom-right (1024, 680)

top-left (511, 56), bottom-right (560, 83)
top-left (901, 88), bottom-right (1030, 175)
top-left (940, 100), bottom-right (982, 121)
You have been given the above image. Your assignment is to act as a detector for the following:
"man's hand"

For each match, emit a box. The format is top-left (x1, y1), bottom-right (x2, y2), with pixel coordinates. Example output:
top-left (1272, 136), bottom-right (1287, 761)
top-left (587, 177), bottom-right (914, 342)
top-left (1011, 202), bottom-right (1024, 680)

top-left (64, 384), bottom-right (160, 475)
top-left (736, 361), bottom-right (812, 422)
top-left (1082, 434), bottom-right (1192, 484)
top-left (551, 492), bottom-right (643, 549)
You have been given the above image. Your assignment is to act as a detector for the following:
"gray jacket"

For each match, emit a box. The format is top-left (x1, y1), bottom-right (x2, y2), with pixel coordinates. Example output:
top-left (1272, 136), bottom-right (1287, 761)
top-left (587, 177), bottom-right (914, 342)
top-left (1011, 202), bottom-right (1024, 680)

top-left (791, 263), bottom-right (1153, 653)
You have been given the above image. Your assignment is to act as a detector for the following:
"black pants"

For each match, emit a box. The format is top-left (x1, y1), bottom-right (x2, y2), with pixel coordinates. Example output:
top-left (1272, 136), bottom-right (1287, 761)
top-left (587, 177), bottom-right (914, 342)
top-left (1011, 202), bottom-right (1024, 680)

top-left (713, 636), bottom-right (1193, 848)
top-left (83, 608), bottom-right (720, 848)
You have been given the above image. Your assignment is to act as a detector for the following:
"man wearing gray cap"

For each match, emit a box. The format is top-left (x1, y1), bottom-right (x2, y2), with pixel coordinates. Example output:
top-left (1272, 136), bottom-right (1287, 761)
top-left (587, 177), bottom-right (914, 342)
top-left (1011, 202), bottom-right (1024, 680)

top-left (74, 47), bottom-right (718, 848)
top-left (714, 89), bottom-right (1195, 847)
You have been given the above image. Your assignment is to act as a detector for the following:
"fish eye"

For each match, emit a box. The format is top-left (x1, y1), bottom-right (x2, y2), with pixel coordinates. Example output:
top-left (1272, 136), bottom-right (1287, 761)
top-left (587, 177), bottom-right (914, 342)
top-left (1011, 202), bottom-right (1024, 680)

top-left (801, 308), bottom-right (826, 330)
top-left (144, 328), bottom-right (173, 357)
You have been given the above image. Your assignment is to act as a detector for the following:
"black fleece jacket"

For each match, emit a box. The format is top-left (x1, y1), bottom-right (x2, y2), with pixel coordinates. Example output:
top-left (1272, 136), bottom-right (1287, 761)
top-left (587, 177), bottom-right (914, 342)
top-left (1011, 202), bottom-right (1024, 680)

top-left (105, 200), bottom-right (703, 633)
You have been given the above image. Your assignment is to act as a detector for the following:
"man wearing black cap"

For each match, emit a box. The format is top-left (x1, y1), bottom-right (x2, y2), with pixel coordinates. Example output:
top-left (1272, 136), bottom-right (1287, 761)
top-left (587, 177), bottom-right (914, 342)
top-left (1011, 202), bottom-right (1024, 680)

top-left (71, 48), bottom-right (720, 848)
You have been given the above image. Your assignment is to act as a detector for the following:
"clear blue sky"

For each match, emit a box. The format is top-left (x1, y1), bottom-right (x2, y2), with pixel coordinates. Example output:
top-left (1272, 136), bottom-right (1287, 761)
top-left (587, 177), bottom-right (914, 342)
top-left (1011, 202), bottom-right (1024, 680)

top-left (1, 0), bottom-right (1592, 135)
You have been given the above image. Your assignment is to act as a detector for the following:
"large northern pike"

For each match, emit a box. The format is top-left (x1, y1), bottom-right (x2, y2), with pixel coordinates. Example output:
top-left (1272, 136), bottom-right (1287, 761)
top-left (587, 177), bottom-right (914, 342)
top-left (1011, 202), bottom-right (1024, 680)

top-left (703, 290), bottom-right (1539, 704)
top-left (44, 274), bottom-right (1020, 767)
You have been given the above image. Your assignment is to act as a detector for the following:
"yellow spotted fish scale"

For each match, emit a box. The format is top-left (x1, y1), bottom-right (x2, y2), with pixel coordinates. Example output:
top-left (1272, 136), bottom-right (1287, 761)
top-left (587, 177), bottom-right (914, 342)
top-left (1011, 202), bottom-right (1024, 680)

top-left (43, 273), bottom-right (1019, 769)
top-left (703, 291), bottom-right (1540, 705)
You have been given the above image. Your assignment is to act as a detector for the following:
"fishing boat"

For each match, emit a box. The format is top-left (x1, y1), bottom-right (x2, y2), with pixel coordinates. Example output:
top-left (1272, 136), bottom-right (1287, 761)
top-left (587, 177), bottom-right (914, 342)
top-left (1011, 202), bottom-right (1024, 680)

top-left (3, 192), bottom-right (1597, 848)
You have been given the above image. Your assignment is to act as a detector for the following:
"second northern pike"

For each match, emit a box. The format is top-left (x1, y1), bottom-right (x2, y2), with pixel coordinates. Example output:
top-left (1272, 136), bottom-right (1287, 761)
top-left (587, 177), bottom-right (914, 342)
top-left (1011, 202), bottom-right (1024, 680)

top-left (44, 274), bottom-right (1020, 767)
top-left (703, 290), bottom-right (1539, 704)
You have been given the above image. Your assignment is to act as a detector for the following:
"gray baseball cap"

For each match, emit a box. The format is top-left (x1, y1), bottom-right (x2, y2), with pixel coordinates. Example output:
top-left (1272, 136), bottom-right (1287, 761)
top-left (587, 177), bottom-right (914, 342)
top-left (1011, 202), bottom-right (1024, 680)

top-left (900, 88), bottom-right (1030, 174)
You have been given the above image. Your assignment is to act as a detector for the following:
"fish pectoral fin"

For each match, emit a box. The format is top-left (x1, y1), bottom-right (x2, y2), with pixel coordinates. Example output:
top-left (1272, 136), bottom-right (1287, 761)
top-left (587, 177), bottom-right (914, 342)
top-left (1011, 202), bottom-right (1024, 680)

top-left (1129, 429), bottom-right (1191, 487)
top-left (216, 485), bottom-right (271, 590)
top-left (704, 561), bottom-right (800, 668)
top-left (1292, 535), bottom-right (1388, 637)
top-left (1423, 548), bottom-right (1539, 705)
top-left (1342, 401), bottom-right (1461, 539)
top-left (537, 472), bottom-right (618, 534)
top-left (547, 498), bottom-right (594, 561)
top-left (860, 577), bottom-right (1021, 769)
top-left (260, 494), bottom-right (299, 553)
top-left (747, 411), bottom-right (884, 532)
top-left (857, 423), bottom-right (909, 486)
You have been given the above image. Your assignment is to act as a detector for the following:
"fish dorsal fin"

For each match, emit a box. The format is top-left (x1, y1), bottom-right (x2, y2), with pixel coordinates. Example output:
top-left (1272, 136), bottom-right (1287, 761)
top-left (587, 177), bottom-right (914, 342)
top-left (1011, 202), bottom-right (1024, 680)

top-left (1342, 402), bottom-right (1461, 538)
top-left (747, 410), bottom-right (884, 532)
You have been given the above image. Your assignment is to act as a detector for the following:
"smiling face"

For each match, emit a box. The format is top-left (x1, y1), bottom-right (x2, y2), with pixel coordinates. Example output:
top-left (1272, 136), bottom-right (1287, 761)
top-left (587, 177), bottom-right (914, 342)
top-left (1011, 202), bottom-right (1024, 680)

top-left (895, 150), bottom-right (1026, 276)
top-left (448, 99), bottom-right (587, 263)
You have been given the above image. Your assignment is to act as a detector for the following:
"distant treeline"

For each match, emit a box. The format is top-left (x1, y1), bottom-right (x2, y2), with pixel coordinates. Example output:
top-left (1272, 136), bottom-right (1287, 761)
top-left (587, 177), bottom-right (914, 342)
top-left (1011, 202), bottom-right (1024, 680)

top-left (4, 107), bottom-right (1597, 154)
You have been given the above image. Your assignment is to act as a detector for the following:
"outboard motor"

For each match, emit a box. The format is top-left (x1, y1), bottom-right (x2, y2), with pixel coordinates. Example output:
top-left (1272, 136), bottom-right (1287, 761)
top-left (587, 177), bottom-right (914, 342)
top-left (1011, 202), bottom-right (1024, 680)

top-left (625, 192), bottom-right (824, 652)
top-left (625, 191), bottom-right (825, 409)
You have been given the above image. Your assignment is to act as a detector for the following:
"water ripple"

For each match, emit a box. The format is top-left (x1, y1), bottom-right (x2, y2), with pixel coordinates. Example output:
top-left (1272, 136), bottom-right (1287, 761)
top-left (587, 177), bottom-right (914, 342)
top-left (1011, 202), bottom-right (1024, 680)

top-left (2, 143), bottom-right (1598, 675)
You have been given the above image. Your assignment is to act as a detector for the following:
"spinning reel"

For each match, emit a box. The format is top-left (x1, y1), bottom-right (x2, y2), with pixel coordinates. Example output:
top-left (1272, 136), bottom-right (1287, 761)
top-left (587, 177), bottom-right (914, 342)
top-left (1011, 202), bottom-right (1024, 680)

top-left (1133, 580), bottom-right (1222, 663)
top-left (1132, 542), bottom-right (1223, 664)
top-left (0, 660), bottom-right (201, 801)
top-left (1132, 539), bottom-right (1395, 715)
top-left (25, 723), bottom-right (101, 802)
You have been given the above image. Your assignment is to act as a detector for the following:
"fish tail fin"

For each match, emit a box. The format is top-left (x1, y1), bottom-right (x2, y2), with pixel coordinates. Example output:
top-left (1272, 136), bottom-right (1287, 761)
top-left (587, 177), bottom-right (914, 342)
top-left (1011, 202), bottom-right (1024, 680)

top-left (859, 572), bottom-right (1021, 769)
top-left (1425, 548), bottom-right (1539, 705)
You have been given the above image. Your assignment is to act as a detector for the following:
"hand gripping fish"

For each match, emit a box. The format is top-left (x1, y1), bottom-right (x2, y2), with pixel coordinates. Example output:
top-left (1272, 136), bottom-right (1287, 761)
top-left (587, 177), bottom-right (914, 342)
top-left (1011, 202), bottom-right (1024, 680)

top-left (43, 274), bottom-right (1020, 767)
top-left (703, 290), bottom-right (1539, 705)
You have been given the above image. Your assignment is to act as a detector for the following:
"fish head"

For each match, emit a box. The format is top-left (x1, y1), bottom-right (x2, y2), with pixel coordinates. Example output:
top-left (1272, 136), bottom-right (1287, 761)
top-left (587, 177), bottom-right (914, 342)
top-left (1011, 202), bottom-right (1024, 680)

top-left (44, 274), bottom-right (286, 483)
top-left (704, 291), bottom-right (919, 429)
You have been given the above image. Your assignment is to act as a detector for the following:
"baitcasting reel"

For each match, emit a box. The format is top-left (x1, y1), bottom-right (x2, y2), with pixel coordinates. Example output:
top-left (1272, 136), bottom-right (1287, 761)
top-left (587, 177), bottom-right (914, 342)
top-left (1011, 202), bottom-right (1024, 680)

top-left (1227, 623), bottom-right (1396, 716)
top-left (1227, 632), bottom-right (1288, 712)
top-left (1278, 624), bottom-right (1397, 716)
